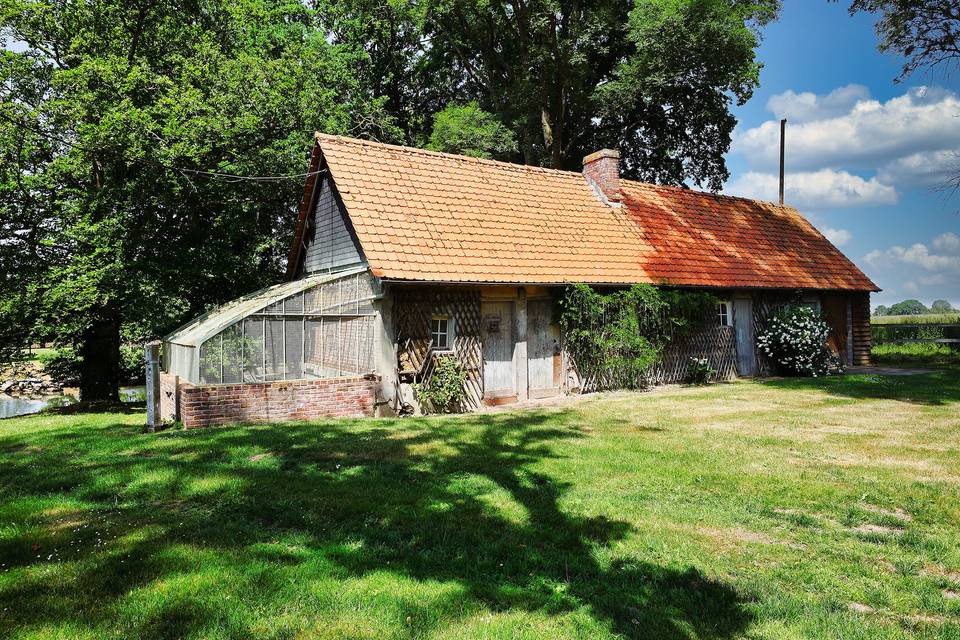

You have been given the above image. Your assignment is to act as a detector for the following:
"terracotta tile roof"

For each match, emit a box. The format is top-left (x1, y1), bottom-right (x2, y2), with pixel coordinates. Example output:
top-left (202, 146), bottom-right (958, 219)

top-left (305, 133), bottom-right (878, 291)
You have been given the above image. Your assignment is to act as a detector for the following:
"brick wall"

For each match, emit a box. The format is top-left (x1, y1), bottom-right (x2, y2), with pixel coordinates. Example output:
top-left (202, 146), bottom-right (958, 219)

top-left (851, 292), bottom-right (872, 366)
top-left (179, 376), bottom-right (377, 428)
top-left (159, 372), bottom-right (181, 423)
top-left (582, 149), bottom-right (621, 204)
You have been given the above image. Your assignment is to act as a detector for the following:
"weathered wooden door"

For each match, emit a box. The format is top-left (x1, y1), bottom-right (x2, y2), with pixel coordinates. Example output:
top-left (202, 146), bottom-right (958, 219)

top-left (527, 298), bottom-right (561, 398)
top-left (821, 294), bottom-right (850, 364)
top-left (733, 297), bottom-right (757, 376)
top-left (481, 301), bottom-right (515, 400)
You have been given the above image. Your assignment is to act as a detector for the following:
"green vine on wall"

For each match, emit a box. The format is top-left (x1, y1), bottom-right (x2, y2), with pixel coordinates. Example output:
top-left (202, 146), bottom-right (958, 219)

top-left (555, 284), bottom-right (717, 390)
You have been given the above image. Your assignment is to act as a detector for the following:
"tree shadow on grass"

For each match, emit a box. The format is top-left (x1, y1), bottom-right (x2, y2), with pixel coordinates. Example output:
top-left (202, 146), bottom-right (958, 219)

top-left (759, 367), bottom-right (960, 406)
top-left (0, 410), bottom-right (754, 639)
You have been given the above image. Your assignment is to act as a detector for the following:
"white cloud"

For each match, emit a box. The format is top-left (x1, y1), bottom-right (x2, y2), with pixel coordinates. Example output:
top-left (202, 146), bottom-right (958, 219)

top-left (878, 150), bottom-right (959, 186)
top-left (865, 242), bottom-right (960, 271)
top-left (734, 86), bottom-right (960, 173)
top-left (933, 232), bottom-right (960, 252)
top-left (725, 169), bottom-right (898, 209)
top-left (766, 84), bottom-right (870, 122)
top-left (821, 227), bottom-right (852, 246)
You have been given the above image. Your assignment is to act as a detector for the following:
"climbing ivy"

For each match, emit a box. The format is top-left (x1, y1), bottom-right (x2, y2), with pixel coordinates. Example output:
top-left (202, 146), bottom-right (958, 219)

top-left (555, 284), bottom-right (717, 390)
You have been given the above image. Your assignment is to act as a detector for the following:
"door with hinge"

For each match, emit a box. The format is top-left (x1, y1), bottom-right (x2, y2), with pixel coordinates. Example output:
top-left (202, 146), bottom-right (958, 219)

top-left (481, 301), bottom-right (516, 401)
top-left (733, 297), bottom-right (757, 376)
top-left (527, 298), bottom-right (562, 398)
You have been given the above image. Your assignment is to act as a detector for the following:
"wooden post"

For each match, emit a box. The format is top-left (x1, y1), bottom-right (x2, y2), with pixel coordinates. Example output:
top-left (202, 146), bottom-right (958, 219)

top-left (779, 118), bottom-right (786, 205)
top-left (144, 340), bottom-right (162, 433)
top-left (515, 287), bottom-right (528, 402)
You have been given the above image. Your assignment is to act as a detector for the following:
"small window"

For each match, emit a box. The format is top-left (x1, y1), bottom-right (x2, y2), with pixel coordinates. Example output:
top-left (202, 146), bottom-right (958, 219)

top-left (717, 302), bottom-right (733, 327)
top-left (431, 315), bottom-right (454, 351)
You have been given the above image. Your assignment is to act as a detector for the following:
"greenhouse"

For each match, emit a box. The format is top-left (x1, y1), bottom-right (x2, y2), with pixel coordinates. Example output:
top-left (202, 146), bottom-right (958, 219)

top-left (163, 267), bottom-right (382, 385)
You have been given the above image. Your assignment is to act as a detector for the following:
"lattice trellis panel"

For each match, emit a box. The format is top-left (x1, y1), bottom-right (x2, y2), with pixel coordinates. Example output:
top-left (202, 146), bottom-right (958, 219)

top-left (647, 325), bottom-right (738, 384)
top-left (393, 287), bottom-right (483, 410)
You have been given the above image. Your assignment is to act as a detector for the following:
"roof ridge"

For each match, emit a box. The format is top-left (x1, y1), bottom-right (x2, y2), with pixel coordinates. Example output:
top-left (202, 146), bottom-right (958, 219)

top-left (317, 133), bottom-right (801, 211)
top-left (314, 132), bottom-right (587, 179)
top-left (622, 178), bottom-right (797, 210)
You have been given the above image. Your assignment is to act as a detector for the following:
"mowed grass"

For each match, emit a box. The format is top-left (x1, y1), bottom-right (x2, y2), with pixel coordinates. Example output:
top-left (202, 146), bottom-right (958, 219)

top-left (1, 371), bottom-right (959, 639)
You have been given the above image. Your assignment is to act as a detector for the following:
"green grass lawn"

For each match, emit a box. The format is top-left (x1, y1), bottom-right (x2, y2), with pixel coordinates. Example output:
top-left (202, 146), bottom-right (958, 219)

top-left (1, 371), bottom-right (959, 639)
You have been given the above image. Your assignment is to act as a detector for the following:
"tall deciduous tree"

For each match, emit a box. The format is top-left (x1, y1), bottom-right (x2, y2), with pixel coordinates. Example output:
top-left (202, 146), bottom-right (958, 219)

top-left (417, 0), bottom-right (779, 187)
top-left (846, 0), bottom-right (960, 80)
top-left (0, 0), bottom-right (397, 400)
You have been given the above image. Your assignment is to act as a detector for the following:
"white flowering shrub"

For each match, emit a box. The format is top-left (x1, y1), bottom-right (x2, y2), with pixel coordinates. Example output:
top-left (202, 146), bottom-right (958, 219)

top-left (756, 305), bottom-right (844, 377)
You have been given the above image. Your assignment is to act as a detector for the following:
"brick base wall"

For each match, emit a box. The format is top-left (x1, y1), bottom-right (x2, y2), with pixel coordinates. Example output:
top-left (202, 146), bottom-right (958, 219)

top-left (159, 372), bottom-right (180, 423)
top-left (851, 292), bottom-right (872, 366)
top-left (179, 376), bottom-right (378, 428)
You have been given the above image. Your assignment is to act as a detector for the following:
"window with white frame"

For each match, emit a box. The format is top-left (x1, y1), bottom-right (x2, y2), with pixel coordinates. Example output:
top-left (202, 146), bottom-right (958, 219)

top-left (716, 301), bottom-right (733, 326)
top-left (431, 315), bottom-right (454, 351)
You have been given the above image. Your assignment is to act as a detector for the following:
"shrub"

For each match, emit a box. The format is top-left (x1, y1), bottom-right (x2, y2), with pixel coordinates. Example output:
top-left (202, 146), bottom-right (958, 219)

top-left (37, 348), bottom-right (82, 385)
top-left (37, 344), bottom-right (146, 386)
top-left (686, 357), bottom-right (716, 385)
top-left (415, 356), bottom-right (468, 414)
top-left (756, 305), bottom-right (843, 377)
top-left (555, 283), bottom-right (716, 390)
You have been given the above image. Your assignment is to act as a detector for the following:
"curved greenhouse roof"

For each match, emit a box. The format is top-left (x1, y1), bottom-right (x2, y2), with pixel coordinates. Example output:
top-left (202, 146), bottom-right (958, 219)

top-left (165, 266), bottom-right (369, 348)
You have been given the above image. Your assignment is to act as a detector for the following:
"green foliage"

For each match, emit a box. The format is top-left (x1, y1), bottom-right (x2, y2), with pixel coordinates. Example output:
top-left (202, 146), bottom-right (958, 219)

top-left (756, 305), bottom-right (842, 377)
top-left (0, 0), bottom-right (399, 399)
top-left (931, 299), bottom-right (954, 313)
top-left (555, 283), bottom-right (716, 390)
top-left (872, 341), bottom-right (960, 366)
top-left (418, 0), bottom-right (780, 183)
top-left (686, 357), bottom-right (716, 385)
top-left (36, 348), bottom-right (82, 386)
top-left (873, 305), bottom-right (889, 317)
top-left (887, 299), bottom-right (929, 316)
top-left (847, 0), bottom-right (960, 80)
top-left (36, 344), bottom-right (145, 385)
top-left (427, 102), bottom-right (517, 159)
top-left (415, 356), bottom-right (468, 413)
top-left (596, 0), bottom-right (780, 189)
top-left (872, 313), bottom-right (960, 325)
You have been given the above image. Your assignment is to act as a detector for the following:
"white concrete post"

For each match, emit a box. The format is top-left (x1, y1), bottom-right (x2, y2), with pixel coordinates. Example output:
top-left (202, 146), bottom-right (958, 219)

top-left (145, 341), bottom-right (162, 433)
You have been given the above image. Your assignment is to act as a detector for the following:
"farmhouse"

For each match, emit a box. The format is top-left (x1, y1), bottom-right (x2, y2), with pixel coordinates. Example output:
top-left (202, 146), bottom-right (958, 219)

top-left (160, 133), bottom-right (878, 427)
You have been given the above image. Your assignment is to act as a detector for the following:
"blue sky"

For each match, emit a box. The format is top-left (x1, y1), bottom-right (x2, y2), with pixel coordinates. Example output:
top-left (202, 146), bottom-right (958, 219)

top-left (723, 1), bottom-right (960, 310)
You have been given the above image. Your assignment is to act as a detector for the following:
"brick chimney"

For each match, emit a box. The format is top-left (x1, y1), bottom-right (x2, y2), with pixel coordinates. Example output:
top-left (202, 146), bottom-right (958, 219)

top-left (582, 149), bottom-right (621, 206)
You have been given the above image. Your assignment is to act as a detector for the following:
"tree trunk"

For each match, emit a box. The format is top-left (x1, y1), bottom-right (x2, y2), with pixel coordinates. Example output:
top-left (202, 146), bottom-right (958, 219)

top-left (79, 305), bottom-right (121, 402)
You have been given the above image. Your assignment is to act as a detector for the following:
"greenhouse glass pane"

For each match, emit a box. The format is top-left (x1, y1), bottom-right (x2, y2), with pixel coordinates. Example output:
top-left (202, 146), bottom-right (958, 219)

top-left (304, 318), bottom-right (323, 379)
top-left (242, 317), bottom-right (264, 382)
top-left (285, 318), bottom-right (304, 379)
top-left (199, 338), bottom-right (221, 384)
top-left (264, 318), bottom-right (285, 381)
top-left (221, 323), bottom-right (243, 384)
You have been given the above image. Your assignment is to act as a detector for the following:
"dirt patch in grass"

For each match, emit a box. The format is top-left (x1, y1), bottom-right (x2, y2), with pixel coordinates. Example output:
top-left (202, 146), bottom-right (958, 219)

top-left (861, 504), bottom-right (913, 522)
top-left (848, 602), bottom-right (875, 614)
top-left (249, 452), bottom-right (273, 462)
top-left (852, 523), bottom-right (904, 536)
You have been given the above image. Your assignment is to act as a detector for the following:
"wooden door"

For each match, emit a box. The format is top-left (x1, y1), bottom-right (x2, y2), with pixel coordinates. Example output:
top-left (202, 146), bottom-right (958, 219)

top-left (481, 301), bottom-right (515, 400)
top-left (821, 294), bottom-right (849, 364)
top-left (733, 297), bottom-right (757, 376)
top-left (527, 298), bottom-right (561, 398)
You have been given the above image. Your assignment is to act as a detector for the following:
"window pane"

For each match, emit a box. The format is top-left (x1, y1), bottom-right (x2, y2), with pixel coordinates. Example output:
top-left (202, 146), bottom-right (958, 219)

top-left (242, 318), bottom-right (264, 382)
top-left (285, 318), bottom-right (304, 379)
top-left (221, 323), bottom-right (243, 384)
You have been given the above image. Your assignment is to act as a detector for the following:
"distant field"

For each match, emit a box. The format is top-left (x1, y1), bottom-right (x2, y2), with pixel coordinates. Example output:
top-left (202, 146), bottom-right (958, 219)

top-left (872, 313), bottom-right (960, 325)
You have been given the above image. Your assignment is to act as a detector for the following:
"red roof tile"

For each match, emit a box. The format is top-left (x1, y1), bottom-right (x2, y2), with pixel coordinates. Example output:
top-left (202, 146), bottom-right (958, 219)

top-left (300, 133), bottom-right (878, 291)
